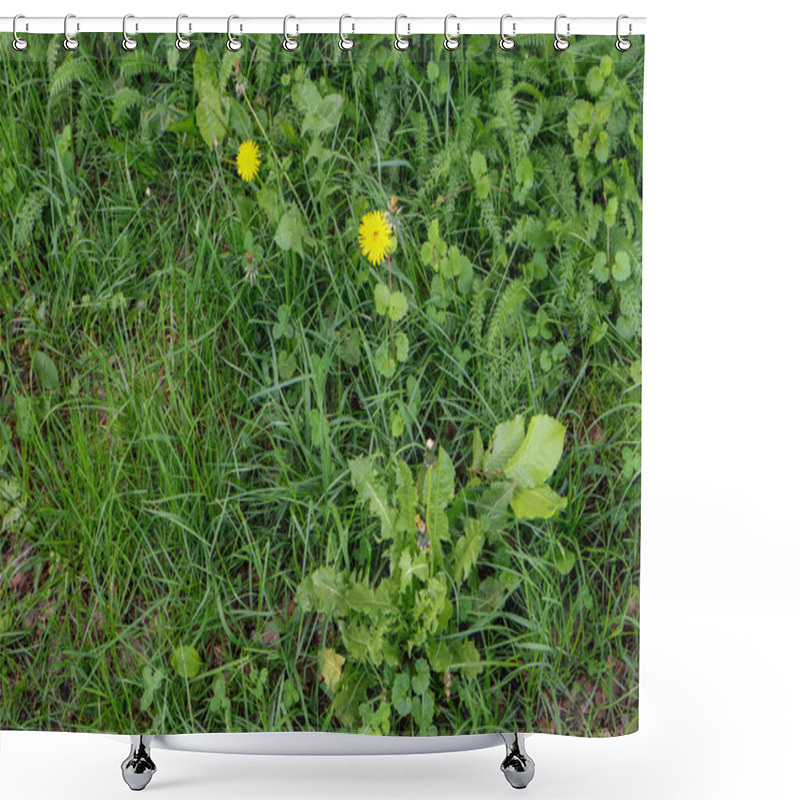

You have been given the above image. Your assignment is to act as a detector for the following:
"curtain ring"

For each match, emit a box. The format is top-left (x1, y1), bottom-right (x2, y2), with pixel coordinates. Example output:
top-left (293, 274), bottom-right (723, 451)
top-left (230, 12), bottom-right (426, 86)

top-left (122, 14), bottom-right (138, 51)
top-left (394, 15), bottom-right (410, 51)
top-left (553, 14), bottom-right (570, 51)
top-left (616, 14), bottom-right (632, 51)
top-left (64, 13), bottom-right (79, 51)
top-left (443, 14), bottom-right (459, 51)
top-left (176, 14), bottom-right (191, 50)
top-left (227, 15), bottom-right (243, 51)
top-left (339, 15), bottom-right (354, 51)
top-left (499, 14), bottom-right (515, 50)
top-left (12, 14), bottom-right (29, 51)
top-left (283, 15), bottom-right (299, 51)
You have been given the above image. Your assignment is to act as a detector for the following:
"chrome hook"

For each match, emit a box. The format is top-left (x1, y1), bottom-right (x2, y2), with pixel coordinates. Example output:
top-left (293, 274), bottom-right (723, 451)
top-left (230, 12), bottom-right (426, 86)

top-left (122, 14), bottom-right (138, 51)
top-left (64, 13), bottom-right (79, 51)
top-left (227, 15), bottom-right (243, 52)
top-left (554, 14), bottom-right (570, 51)
top-left (12, 14), bottom-right (29, 51)
top-left (443, 14), bottom-right (459, 51)
top-left (394, 15), bottom-right (410, 51)
top-left (176, 13), bottom-right (191, 50)
top-left (616, 15), bottom-right (632, 51)
top-left (500, 14), bottom-right (515, 50)
top-left (339, 15), bottom-right (354, 51)
top-left (283, 15), bottom-right (299, 51)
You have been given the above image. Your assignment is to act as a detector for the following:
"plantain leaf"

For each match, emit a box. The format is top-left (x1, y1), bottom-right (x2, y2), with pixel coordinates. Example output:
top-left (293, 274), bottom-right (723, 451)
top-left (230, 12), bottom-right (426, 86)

top-left (504, 414), bottom-right (566, 488)
top-left (510, 485), bottom-right (567, 519)
top-left (484, 414), bottom-right (525, 472)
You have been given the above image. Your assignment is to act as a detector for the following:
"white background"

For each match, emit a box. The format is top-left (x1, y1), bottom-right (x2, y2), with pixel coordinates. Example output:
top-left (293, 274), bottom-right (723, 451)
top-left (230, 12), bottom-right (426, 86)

top-left (3, 1), bottom-right (799, 798)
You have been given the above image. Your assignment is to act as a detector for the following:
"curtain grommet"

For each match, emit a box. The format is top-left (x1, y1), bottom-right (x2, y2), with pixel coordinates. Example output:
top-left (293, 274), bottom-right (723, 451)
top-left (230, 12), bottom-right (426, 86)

top-left (443, 14), bottom-right (459, 50)
top-left (12, 14), bottom-right (29, 51)
top-left (554, 14), bottom-right (570, 51)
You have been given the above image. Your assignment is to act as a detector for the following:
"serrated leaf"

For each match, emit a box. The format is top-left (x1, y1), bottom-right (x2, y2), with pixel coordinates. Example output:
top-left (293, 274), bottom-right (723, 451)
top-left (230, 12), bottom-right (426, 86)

top-left (32, 350), bottom-right (59, 392)
top-left (348, 456), bottom-right (396, 539)
top-left (452, 517), bottom-right (485, 584)
top-left (296, 566), bottom-right (349, 617)
top-left (504, 415), bottom-right (566, 488)
top-left (171, 645), bottom-right (202, 679)
top-left (510, 485), bottom-right (567, 519)
top-left (411, 658), bottom-right (431, 695)
top-left (398, 548), bottom-right (428, 592)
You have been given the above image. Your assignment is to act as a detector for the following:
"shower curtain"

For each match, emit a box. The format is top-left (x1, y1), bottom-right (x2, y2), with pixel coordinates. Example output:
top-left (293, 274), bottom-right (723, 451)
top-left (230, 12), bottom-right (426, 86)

top-left (0, 30), bottom-right (643, 739)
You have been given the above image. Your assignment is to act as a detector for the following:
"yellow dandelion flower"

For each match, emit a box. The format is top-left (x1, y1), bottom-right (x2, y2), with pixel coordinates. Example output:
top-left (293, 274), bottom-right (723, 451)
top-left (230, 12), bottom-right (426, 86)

top-left (358, 210), bottom-right (393, 266)
top-left (236, 140), bottom-right (261, 182)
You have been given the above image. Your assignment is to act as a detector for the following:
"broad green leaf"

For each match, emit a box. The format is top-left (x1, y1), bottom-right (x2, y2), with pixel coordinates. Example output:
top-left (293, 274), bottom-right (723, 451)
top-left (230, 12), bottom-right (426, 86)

top-left (592, 251), bottom-right (609, 283)
top-left (510, 485), bottom-right (567, 519)
top-left (171, 645), bottom-right (202, 679)
top-left (484, 414), bottom-right (526, 472)
top-left (373, 343), bottom-right (396, 378)
top-left (586, 66), bottom-right (605, 95)
top-left (274, 205), bottom-right (307, 257)
top-left (373, 282), bottom-right (390, 316)
top-left (292, 82), bottom-right (343, 138)
top-left (504, 414), bottom-right (566, 488)
top-left (32, 350), bottom-right (59, 391)
top-left (195, 92), bottom-right (228, 149)
top-left (392, 671), bottom-right (412, 717)
top-left (452, 638), bottom-right (482, 681)
top-left (612, 250), bottom-right (632, 282)
top-left (387, 290), bottom-right (408, 322)
top-left (553, 548), bottom-right (576, 576)
top-left (395, 331), bottom-right (409, 363)
top-left (348, 456), bottom-right (396, 539)
top-left (321, 647), bottom-right (345, 691)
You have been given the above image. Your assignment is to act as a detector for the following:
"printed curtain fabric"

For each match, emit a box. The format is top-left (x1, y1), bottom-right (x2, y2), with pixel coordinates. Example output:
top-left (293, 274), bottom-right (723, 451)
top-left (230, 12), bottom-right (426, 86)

top-left (0, 32), bottom-right (643, 737)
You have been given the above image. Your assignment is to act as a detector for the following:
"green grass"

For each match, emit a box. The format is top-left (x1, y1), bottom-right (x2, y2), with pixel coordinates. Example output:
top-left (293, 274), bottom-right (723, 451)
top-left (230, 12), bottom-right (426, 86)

top-left (0, 32), bottom-right (641, 736)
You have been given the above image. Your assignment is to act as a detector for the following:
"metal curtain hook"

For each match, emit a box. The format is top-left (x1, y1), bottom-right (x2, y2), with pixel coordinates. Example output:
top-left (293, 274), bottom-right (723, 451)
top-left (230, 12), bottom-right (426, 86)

top-left (500, 14), bottom-right (515, 50)
top-left (394, 15), bottom-right (410, 50)
top-left (616, 14), bottom-right (632, 51)
top-left (227, 15), bottom-right (243, 51)
top-left (283, 15), bottom-right (299, 51)
top-left (12, 14), bottom-right (29, 51)
top-left (64, 13), bottom-right (79, 50)
top-left (554, 14), bottom-right (570, 51)
top-left (443, 14), bottom-right (459, 50)
top-left (176, 14), bottom-right (191, 50)
top-left (122, 14), bottom-right (138, 51)
top-left (339, 15), bottom-right (354, 50)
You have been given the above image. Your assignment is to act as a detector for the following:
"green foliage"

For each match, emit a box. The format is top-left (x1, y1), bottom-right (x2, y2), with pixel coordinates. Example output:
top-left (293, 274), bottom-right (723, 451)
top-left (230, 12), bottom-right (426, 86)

top-left (296, 412), bottom-right (566, 732)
